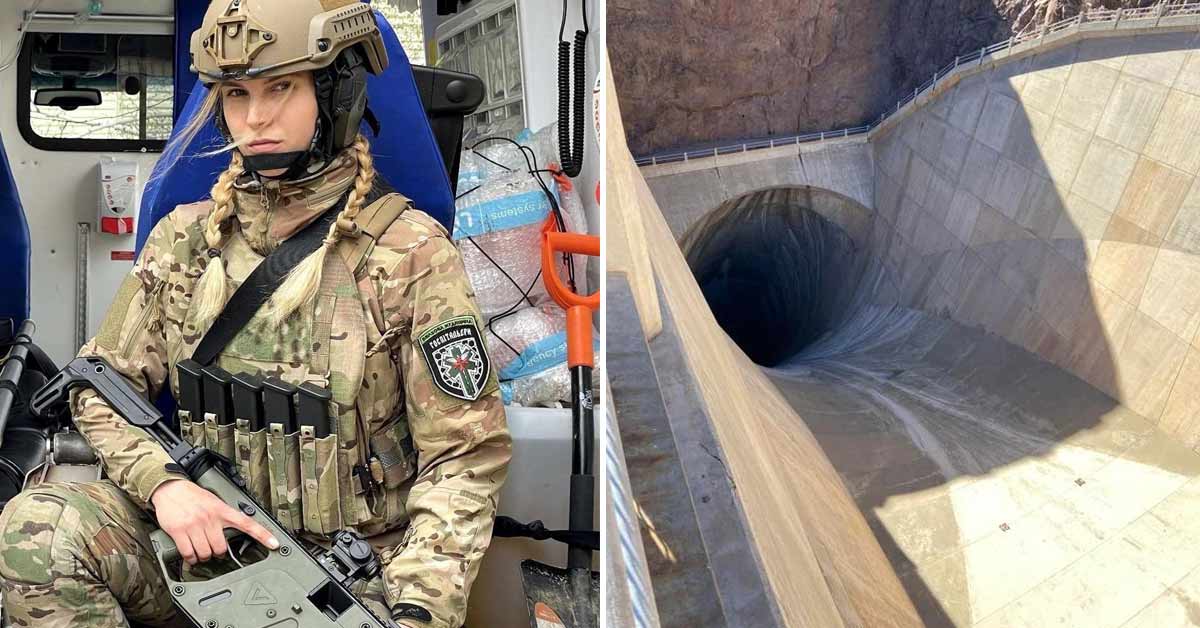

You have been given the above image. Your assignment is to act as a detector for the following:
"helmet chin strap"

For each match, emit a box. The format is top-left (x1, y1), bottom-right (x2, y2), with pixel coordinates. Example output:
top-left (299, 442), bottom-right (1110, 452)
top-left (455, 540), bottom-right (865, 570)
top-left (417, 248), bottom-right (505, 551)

top-left (239, 117), bottom-right (328, 181)
top-left (214, 48), bottom-right (376, 182)
top-left (242, 150), bottom-right (307, 174)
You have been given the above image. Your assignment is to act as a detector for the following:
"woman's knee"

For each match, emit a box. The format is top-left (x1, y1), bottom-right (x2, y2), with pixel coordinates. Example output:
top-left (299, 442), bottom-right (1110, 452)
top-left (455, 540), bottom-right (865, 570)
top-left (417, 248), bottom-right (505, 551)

top-left (0, 487), bottom-right (75, 584)
top-left (0, 484), bottom-right (124, 585)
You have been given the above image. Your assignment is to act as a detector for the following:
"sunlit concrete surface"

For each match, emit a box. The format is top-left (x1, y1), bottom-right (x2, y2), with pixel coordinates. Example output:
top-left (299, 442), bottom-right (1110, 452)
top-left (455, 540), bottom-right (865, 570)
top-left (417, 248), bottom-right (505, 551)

top-left (638, 27), bottom-right (1200, 628)
top-left (607, 60), bottom-right (923, 627)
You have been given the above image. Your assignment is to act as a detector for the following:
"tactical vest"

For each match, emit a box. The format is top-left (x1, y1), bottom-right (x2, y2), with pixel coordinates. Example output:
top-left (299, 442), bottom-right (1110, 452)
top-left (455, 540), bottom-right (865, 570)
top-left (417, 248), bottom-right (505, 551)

top-left (176, 193), bottom-right (419, 538)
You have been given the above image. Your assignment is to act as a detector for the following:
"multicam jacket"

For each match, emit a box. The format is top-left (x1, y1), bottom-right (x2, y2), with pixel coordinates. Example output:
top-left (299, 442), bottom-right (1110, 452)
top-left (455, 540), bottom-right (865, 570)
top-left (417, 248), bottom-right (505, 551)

top-left (72, 149), bottom-right (511, 628)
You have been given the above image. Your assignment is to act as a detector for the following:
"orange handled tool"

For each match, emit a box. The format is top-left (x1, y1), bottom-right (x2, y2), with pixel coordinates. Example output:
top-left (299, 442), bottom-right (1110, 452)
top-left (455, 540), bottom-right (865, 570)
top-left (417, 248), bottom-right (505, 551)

top-left (540, 214), bottom-right (600, 576)
top-left (541, 216), bottom-right (600, 370)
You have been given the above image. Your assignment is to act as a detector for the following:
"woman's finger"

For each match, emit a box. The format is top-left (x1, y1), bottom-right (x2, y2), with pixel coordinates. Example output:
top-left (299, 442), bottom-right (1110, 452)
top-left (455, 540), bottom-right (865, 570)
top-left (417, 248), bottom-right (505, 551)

top-left (173, 530), bottom-right (197, 566)
top-left (190, 527), bottom-right (214, 563)
top-left (206, 521), bottom-right (230, 557)
top-left (222, 510), bottom-right (280, 551)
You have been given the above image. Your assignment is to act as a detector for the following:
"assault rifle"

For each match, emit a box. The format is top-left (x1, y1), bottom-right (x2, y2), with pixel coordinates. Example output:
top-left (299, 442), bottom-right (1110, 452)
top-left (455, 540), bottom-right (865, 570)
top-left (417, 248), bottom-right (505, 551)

top-left (30, 356), bottom-right (403, 628)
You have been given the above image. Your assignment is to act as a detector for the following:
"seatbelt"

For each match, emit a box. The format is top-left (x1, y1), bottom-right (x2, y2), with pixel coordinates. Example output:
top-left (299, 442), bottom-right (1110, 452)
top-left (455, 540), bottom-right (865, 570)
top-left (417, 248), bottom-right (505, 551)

top-left (191, 180), bottom-right (394, 366)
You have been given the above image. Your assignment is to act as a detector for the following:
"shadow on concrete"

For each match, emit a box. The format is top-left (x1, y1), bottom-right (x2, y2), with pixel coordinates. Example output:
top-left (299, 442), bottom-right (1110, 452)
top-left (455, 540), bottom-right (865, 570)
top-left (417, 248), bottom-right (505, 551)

top-left (671, 30), bottom-right (1200, 626)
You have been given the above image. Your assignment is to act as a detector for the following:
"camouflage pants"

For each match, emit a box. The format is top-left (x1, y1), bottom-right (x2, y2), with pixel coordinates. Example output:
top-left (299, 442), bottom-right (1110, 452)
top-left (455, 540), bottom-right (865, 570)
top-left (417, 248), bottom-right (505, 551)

top-left (0, 481), bottom-right (392, 628)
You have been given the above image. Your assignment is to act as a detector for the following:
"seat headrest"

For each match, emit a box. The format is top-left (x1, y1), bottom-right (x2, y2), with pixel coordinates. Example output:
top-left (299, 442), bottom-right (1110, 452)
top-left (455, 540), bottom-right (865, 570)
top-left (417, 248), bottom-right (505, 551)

top-left (136, 9), bottom-right (454, 252)
top-left (0, 132), bottom-right (30, 325)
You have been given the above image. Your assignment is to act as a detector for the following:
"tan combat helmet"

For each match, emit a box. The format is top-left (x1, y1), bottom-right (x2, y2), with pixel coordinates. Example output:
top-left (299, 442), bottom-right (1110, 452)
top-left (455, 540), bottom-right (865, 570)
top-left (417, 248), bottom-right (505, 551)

top-left (190, 0), bottom-right (391, 177)
top-left (190, 0), bottom-right (389, 84)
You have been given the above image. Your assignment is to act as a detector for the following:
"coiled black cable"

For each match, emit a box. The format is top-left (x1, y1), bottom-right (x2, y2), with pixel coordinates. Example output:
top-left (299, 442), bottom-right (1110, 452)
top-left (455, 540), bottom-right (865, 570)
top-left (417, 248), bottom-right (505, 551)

top-left (558, 0), bottom-right (589, 178)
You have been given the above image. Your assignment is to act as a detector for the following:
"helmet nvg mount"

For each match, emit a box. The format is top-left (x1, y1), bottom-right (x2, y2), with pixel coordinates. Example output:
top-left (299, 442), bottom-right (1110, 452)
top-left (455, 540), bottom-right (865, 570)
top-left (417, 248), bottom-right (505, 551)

top-left (190, 0), bottom-right (391, 178)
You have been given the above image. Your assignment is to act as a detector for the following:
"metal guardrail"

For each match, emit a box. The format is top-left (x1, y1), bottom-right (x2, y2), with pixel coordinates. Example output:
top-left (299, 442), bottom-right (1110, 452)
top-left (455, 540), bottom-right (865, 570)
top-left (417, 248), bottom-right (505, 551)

top-left (633, 0), bottom-right (1200, 167)
top-left (639, 126), bottom-right (873, 166)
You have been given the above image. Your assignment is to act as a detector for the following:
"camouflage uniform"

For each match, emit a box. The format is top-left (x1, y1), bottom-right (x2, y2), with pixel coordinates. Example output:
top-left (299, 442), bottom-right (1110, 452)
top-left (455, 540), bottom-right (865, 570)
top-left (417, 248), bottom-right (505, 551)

top-left (0, 150), bottom-right (511, 628)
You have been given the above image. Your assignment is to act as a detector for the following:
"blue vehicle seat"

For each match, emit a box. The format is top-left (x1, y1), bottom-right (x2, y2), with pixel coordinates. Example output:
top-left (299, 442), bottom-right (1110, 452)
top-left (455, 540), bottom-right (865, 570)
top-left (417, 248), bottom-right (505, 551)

top-left (0, 132), bottom-right (31, 333)
top-left (136, 8), bottom-right (455, 252)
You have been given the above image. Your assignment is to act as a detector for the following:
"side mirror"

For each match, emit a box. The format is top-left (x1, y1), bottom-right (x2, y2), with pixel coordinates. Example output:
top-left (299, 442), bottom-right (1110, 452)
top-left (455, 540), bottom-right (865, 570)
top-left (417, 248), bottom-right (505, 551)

top-left (34, 88), bottom-right (102, 111)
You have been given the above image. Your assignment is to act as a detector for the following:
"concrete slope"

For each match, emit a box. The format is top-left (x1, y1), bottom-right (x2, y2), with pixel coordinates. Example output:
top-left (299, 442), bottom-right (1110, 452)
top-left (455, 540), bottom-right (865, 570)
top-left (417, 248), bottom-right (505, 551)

top-left (870, 30), bottom-right (1200, 443)
top-left (606, 61), bottom-right (923, 628)
top-left (681, 185), bottom-right (1200, 627)
top-left (635, 26), bottom-right (1200, 628)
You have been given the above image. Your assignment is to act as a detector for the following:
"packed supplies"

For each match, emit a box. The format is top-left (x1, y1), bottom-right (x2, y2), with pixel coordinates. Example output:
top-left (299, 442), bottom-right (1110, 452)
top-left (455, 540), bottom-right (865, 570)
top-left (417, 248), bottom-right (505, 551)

top-left (453, 123), bottom-right (593, 407)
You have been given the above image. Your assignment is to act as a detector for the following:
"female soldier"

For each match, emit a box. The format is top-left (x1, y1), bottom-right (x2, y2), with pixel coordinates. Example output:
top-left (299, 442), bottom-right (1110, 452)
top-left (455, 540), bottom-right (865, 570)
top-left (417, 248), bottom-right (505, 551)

top-left (0, 2), bottom-right (510, 628)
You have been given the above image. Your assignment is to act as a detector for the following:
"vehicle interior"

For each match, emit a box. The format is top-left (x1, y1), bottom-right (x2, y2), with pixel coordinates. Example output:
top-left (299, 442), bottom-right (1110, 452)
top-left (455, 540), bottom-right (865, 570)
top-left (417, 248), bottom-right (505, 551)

top-left (0, 1), bottom-right (601, 626)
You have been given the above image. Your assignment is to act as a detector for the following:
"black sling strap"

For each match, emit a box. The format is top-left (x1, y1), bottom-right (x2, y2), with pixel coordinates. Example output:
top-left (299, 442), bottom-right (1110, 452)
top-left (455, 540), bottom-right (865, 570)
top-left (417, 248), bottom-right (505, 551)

top-left (191, 178), bottom-right (394, 366)
top-left (493, 515), bottom-right (599, 551)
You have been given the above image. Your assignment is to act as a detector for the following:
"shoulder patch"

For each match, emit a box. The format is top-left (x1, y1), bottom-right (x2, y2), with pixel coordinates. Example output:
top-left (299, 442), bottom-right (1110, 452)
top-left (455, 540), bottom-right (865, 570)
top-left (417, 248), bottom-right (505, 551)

top-left (417, 316), bottom-right (491, 402)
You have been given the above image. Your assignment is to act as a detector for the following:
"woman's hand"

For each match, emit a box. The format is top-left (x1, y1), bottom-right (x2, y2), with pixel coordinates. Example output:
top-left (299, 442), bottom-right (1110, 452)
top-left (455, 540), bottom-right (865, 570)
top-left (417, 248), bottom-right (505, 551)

top-left (150, 478), bottom-right (279, 565)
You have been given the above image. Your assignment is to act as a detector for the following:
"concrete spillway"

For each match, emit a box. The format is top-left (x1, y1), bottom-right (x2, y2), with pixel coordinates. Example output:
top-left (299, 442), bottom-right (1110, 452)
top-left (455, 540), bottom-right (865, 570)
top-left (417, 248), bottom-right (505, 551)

top-left (616, 25), bottom-right (1200, 628)
top-left (684, 190), bottom-right (865, 366)
top-left (680, 186), bottom-right (1200, 627)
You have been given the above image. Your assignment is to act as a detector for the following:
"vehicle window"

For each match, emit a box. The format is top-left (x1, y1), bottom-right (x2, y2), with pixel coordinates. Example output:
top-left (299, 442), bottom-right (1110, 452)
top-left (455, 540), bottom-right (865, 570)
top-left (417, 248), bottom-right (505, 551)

top-left (376, 0), bottom-right (426, 65)
top-left (17, 32), bottom-right (173, 152)
top-left (437, 4), bottom-right (524, 143)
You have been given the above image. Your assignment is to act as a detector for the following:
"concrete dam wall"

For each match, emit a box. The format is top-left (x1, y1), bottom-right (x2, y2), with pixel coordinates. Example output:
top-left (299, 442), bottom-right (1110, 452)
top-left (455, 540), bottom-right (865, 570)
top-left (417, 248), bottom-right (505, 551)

top-left (635, 25), bottom-right (1200, 628)
top-left (872, 29), bottom-right (1200, 446)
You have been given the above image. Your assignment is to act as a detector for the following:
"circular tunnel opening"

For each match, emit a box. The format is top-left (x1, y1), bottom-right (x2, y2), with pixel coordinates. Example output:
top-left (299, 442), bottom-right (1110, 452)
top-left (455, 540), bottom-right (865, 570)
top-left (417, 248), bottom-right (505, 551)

top-left (681, 187), bottom-right (868, 367)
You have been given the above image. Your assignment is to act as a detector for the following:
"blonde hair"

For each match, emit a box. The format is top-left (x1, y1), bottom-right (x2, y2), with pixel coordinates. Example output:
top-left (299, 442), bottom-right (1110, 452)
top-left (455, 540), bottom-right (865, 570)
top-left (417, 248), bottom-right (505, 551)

top-left (188, 133), bottom-right (378, 329)
top-left (267, 133), bottom-right (377, 324)
top-left (158, 78), bottom-right (373, 330)
top-left (191, 150), bottom-right (245, 330)
top-left (155, 86), bottom-right (236, 332)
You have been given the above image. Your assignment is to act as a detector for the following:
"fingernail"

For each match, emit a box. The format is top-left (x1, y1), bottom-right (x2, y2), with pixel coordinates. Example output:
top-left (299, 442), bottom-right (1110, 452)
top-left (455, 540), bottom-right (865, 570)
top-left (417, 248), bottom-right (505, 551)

top-left (268, 537), bottom-right (279, 549)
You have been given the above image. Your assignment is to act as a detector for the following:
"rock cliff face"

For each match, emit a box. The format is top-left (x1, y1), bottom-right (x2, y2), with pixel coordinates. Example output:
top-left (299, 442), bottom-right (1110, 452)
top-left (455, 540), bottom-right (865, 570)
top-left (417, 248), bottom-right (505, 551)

top-left (609, 0), bottom-right (1152, 156)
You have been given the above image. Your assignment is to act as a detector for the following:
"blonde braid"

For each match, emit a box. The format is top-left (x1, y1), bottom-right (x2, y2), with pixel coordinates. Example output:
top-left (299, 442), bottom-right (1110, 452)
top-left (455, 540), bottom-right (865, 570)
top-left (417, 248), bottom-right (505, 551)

top-left (269, 134), bottom-right (377, 324)
top-left (192, 151), bottom-right (244, 330)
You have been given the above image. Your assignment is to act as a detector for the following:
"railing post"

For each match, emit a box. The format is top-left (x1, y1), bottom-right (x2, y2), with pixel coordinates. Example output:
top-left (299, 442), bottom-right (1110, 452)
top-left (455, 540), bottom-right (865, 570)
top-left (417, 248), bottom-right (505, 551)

top-left (1115, 7), bottom-right (1122, 27)
top-left (820, 131), bottom-right (826, 141)
top-left (954, 54), bottom-right (960, 69)
top-left (844, 128), bottom-right (849, 138)
top-left (651, 156), bottom-right (657, 166)
top-left (980, 45), bottom-right (987, 65)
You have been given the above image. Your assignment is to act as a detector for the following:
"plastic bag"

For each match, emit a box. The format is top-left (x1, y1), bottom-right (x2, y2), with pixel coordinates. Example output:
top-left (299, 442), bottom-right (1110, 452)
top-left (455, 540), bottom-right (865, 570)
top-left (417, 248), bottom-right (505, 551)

top-left (455, 121), bottom-right (594, 407)
top-left (454, 170), bottom-right (556, 318)
top-left (502, 367), bottom-right (571, 407)
top-left (484, 305), bottom-right (566, 374)
top-left (498, 329), bottom-right (600, 407)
